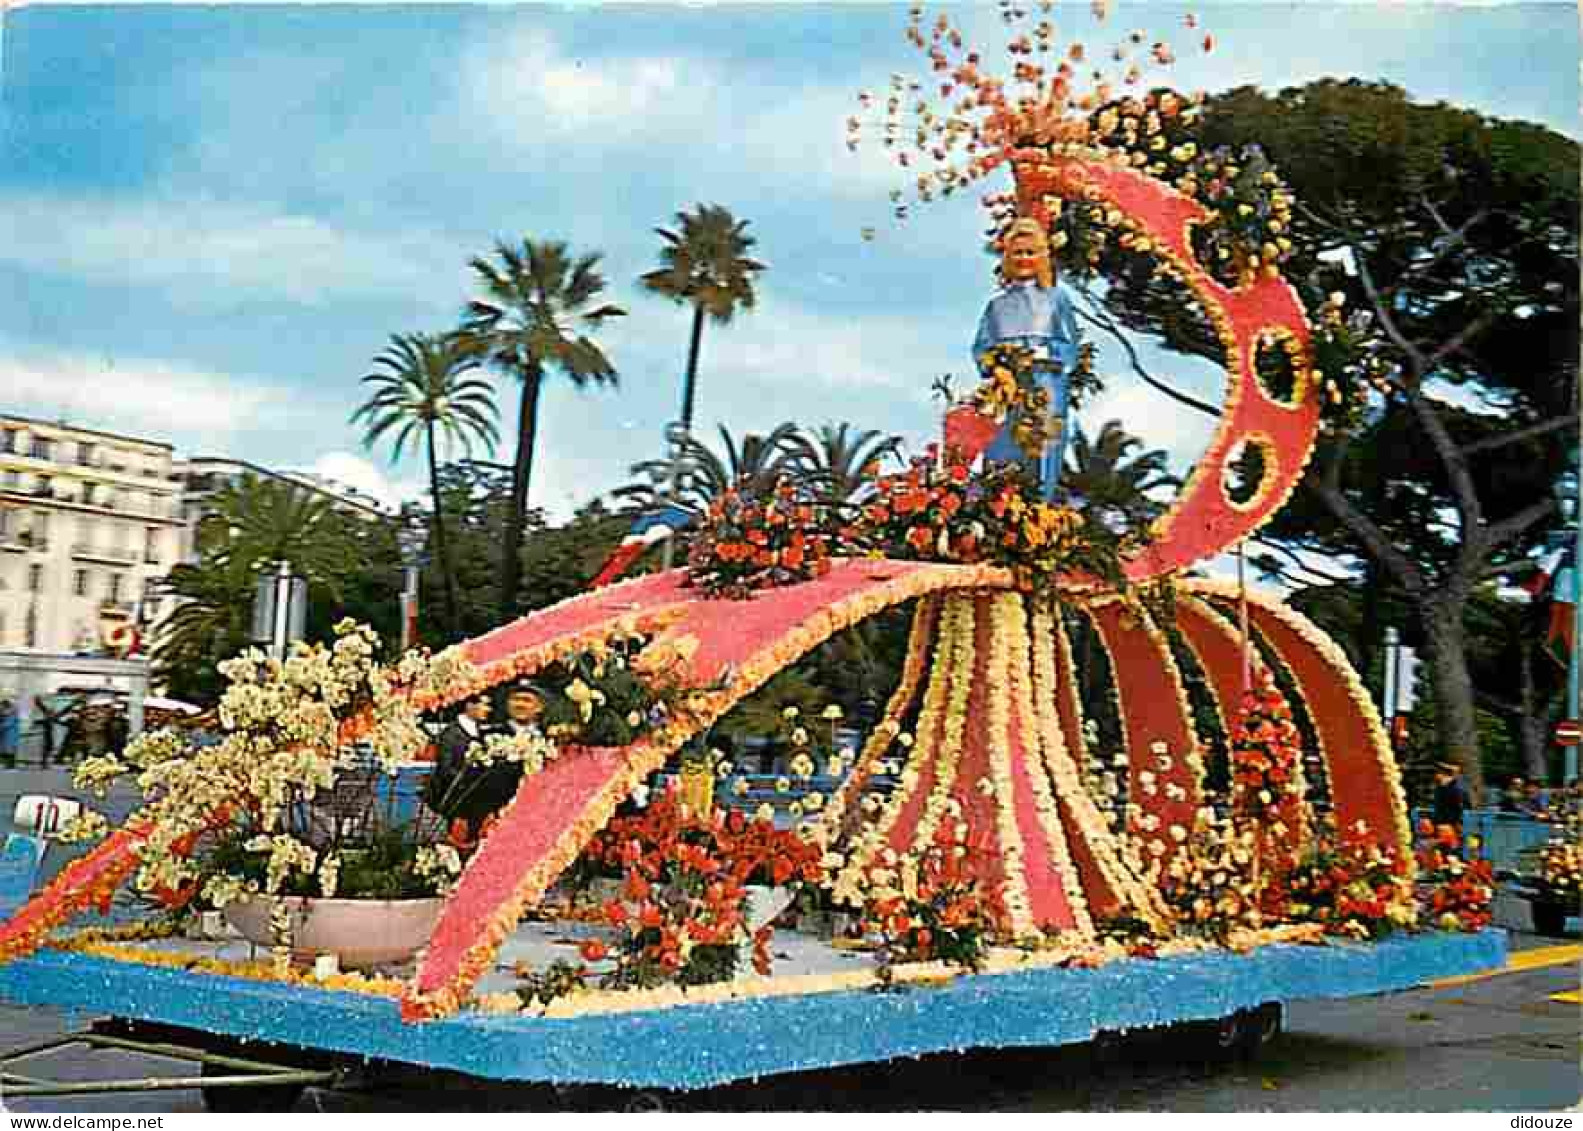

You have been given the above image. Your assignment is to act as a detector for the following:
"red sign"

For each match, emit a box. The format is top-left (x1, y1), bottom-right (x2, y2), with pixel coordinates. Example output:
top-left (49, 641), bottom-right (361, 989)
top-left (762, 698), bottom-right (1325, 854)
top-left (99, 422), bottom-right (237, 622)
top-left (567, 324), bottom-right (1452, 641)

top-left (1554, 719), bottom-right (1583, 747)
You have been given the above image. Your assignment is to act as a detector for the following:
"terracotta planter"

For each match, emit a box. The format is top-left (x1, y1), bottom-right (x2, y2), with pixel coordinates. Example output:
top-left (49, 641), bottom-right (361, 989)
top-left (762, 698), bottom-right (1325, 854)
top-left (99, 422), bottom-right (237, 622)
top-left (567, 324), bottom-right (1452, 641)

top-left (224, 896), bottom-right (444, 969)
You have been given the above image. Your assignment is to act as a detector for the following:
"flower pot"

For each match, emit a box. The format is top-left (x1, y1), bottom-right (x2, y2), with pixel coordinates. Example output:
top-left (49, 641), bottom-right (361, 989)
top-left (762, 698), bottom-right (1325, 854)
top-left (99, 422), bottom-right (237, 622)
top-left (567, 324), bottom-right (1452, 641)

top-left (224, 896), bottom-right (444, 969)
top-left (743, 884), bottom-right (797, 933)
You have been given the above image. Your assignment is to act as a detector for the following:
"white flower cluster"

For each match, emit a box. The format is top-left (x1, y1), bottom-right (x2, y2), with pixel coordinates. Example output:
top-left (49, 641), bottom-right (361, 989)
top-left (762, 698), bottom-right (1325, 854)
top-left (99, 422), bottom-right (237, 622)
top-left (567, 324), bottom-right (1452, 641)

top-left (71, 619), bottom-right (487, 905)
top-left (415, 845), bottom-right (464, 896)
top-left (55, 809), bottom-right (110, 844)
top-left (245, 833), bottom-right (319, 893)
top-left (465, 729), bottom-right (559, 774)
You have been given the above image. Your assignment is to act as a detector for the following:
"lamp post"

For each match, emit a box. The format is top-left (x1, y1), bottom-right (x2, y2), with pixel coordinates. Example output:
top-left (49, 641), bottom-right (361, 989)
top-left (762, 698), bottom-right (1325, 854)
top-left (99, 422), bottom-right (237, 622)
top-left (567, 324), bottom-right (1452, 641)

top-left (252, 561), bottom-right (305, 662)
top-left (659, 421), bottom-right (692, 572)
top-left (395, 517), bottom-right (428, 652)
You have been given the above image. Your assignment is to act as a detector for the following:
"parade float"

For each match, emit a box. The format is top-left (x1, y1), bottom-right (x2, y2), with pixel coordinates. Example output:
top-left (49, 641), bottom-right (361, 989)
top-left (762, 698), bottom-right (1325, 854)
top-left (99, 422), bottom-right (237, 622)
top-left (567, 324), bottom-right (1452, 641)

top-left (0, 3), bottom-right (1502, 1108)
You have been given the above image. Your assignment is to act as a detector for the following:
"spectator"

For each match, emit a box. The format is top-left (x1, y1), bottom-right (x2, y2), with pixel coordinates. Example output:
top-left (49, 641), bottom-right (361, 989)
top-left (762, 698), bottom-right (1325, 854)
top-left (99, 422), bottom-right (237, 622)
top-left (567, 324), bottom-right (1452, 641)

top-left (1500, 776), bottom-right (1527, 814)
top-left (0, 698), bottom-right (16, 765)
top-left (1520, 780), bottom-right (1551, 819)
top-left (1431, 760), bottom-right (1469, 834)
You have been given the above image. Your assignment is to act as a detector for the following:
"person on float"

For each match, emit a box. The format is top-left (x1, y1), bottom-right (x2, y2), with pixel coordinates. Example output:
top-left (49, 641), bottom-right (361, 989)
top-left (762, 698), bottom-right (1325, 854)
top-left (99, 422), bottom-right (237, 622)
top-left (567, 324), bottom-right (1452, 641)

top-left (423, 690), bottom-right (495, 828)
top-left (972, 215), bottom-right (1082, 498)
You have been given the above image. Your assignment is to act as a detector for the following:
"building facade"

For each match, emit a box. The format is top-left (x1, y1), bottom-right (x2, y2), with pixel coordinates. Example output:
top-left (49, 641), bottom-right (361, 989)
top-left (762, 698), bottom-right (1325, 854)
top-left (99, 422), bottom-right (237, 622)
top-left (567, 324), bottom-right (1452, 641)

top-left (0, 415), bottom-right (188, 655)
top-left (176, 456), bottom-right (389, 549)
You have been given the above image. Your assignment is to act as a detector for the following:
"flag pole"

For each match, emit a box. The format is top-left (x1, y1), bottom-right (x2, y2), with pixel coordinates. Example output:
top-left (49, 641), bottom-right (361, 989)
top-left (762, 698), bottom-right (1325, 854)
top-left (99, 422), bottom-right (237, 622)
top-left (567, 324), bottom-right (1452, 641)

top-left (1568, 456), bottom-right (1581, 784)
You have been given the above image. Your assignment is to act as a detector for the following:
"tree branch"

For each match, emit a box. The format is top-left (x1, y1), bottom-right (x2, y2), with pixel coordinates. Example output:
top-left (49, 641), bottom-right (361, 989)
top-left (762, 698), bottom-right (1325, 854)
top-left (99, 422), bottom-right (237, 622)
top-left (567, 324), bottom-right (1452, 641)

top-left (1071, 289), bottom-right (1222, 418)
top-left (1351, 245), bottom-right (1425, 373)
top-left (1460, 414), bottom-right (1577, 457)
top-left (1249, 536), bottom-right (1356, 585)
top-left (1424, 306), bottom-right (1503, 373)
top-left (1311, 441), bottom-right (1427, 596)
top-left (1484, 494), bottom-right (1558, 552)
top-left (1403, 383), bottom-right (1484, 543)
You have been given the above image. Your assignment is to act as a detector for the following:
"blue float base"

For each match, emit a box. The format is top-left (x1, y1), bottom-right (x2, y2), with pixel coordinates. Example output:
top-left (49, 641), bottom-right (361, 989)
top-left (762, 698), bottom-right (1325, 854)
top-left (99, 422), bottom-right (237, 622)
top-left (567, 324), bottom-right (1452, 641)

top-left (0, 930), bottom-right (1506, 1090)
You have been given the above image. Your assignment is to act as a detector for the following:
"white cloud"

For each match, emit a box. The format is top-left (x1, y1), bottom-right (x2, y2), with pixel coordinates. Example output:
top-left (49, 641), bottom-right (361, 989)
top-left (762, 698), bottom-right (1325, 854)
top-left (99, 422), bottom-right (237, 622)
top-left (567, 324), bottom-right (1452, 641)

top-left (299, 451), bottom-right (425, 513)
top-left (1077, 377), bottom-right (1222, 478)
top-left (0, 346), bottom-right (282, 439)
top-left (0, 194), bottom-right (460, 309)
top-left (685, 291), bottom-right (957, 396)
top-left (462, 30), bottom-right (716, 145)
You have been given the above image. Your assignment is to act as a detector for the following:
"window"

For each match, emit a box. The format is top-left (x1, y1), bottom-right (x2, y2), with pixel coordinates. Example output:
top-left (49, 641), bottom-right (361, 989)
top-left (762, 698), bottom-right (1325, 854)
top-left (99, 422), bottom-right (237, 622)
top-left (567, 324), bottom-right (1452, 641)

top-left (0, 510), bottom-right (8, 538)
top-left (73, 569), bottom-right (89, 597)
top-left (24, 606), bottom-right (35, 648)
top-left (144, 527), bottom-right (160, 564)
top-left (33, 475), bottom-right (52, 498)
top-left (107, 573), bottom-right (123, 603)
top-left (77, 442), bottom-right (94, 467)
top-left (33, 513), bottom-right (48, 546)
top-left (0, 429), bottom-right (15, 454)
top-left (29, 436), bottom-right (52, 461)
top-left (27, 564), bottom-right (42, 593)
top-left (2, 469), bottom-right (17, 490)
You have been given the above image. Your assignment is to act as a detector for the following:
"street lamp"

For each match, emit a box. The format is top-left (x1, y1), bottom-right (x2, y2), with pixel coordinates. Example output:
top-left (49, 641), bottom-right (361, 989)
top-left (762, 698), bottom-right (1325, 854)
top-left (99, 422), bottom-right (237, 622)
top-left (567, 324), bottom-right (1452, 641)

top-left (660, 421), bottom-right (691, 571)
top-left (251, 561), bottom-right (306, 662)
top-left (395, 515), bottom-right (429, 653)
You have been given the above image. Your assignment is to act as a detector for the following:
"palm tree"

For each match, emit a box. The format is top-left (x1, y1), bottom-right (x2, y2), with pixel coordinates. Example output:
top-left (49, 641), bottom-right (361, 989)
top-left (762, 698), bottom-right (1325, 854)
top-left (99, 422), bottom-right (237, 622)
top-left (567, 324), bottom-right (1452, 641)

top-left (1063, 420), bottom-right (1181, 533)
top-left (640, 204), bottom-right (766, 433)
top-left (784, 423), bottom-right (903, 509)
top-left (153, 476), bottom-right (358, 703)
top-left (199, 474), bottom-right (358, 589)
top-left (150, 557), bottom-right (254, 705)
top-left (614, 422), bottom-right (800, 520)
top-left (463, 239), bottom-right (626, 620)
top-left (351, 332), bottom-right (499, 637)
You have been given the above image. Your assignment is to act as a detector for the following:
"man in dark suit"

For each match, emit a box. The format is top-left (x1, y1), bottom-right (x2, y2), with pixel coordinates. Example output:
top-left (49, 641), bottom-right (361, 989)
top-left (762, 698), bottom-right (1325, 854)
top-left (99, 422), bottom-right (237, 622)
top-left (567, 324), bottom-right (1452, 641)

top-left (424, 691), bottom-right (493, 826)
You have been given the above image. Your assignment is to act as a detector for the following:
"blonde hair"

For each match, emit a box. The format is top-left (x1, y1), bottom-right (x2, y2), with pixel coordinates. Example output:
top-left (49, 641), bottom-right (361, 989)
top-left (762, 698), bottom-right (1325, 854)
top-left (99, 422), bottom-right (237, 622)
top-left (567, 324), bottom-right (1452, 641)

top-left (999, 217), bottom-right (1055, 288)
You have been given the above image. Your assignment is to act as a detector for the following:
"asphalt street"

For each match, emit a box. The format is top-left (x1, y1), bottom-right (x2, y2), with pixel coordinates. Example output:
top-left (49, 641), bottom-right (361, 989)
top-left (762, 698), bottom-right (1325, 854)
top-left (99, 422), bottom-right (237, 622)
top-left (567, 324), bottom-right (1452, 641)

top-left (1, 770), bottom-right (1578, 1112)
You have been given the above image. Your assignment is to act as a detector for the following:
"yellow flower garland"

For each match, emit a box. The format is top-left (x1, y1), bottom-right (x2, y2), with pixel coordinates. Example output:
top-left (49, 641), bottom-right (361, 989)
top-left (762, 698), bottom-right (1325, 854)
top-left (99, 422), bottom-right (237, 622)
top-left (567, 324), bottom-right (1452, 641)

top-left (1028, 597), bottom-right (1171, 929)
top-left (997, 593), bottom-right (1093, 937)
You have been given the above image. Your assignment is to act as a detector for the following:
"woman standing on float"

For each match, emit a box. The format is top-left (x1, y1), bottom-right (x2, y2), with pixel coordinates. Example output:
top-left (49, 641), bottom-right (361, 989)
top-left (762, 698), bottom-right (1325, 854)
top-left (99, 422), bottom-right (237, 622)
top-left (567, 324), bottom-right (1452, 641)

top-left (972, 217), bottom-right (1082, 499)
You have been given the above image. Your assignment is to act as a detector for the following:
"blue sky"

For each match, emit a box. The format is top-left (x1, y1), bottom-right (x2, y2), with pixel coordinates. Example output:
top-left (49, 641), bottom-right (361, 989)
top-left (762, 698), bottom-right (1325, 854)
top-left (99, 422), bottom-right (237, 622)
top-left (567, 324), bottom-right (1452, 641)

top-left (0, 1), bottom-right (1576, 520)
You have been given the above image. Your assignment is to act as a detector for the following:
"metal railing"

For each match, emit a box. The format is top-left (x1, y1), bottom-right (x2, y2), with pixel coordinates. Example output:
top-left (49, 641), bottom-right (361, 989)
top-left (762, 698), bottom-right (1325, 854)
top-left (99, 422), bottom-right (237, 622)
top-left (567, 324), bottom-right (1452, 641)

top-left (71, 542), bottom-right (137, 564)
top-left (1413, 807), bottom-right (1569, 876)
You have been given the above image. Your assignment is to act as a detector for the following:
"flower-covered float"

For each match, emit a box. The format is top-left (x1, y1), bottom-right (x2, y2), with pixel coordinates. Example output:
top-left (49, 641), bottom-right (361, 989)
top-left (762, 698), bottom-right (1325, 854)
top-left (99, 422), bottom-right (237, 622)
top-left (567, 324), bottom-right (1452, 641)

top-left (0, 3), bottom-right (1503, 1104)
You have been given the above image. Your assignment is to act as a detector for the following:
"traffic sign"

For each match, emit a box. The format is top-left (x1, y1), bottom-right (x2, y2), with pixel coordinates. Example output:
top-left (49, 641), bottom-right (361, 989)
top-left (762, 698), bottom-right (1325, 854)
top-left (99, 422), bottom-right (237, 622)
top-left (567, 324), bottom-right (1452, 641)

top-left (1554, 719), bottom-right (1582, 746)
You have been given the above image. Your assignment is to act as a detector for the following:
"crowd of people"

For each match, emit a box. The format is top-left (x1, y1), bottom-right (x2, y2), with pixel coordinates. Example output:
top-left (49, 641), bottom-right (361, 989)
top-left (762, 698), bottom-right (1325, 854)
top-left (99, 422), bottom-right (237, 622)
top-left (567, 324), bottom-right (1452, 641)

top-left (1428, 759), bottom-right (1583, 828)
top-left (1496, 774), bottom-right (1583, 823)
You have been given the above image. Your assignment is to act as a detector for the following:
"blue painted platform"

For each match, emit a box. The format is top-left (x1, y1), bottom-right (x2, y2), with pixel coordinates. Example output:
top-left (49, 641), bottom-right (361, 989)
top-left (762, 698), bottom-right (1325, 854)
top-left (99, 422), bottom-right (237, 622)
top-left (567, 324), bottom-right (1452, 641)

top-left (0, 930), bottom-right (1505, 1089)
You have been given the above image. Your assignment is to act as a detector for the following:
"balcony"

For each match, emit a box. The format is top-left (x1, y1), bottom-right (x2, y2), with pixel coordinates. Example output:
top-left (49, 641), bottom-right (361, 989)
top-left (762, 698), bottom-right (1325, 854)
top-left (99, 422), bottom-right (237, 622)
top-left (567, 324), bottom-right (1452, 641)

top-left (72, 543), bottom-right (137, 565)
top-left (100, 600), bottom-right (136, 615)
top-left (4, 531), bottom-right (49, 553)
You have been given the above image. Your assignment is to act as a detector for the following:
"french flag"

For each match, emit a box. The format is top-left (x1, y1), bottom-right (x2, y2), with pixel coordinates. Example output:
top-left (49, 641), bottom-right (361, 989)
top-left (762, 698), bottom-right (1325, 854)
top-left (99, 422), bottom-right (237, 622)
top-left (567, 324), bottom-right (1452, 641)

top-left (1545, 553), bottom-right (1578, 663)
top-left (1523, 545), bottom-right (1572, 597)
top-left (588, 503), bottom-right (695, 590)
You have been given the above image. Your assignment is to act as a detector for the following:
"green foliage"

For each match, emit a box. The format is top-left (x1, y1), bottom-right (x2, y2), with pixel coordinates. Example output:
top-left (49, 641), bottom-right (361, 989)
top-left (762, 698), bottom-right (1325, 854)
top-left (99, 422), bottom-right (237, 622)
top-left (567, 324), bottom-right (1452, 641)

top-left (153, 476), bottom-right (403, 705)
top-left (464, 237), bottom-right (627, 620)
top-left (351, 331), bottom-right (500, 637)
top-left (205, 828), bottom-right (438, 902)
top-left (640, 203), bottom-right (766, 430)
